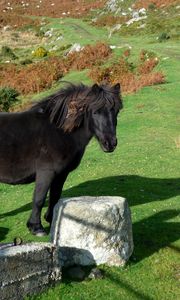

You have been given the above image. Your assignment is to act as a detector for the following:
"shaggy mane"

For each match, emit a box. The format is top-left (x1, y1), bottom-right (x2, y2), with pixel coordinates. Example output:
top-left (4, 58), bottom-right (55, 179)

top-left (31, 82), bottom-right (122, 132)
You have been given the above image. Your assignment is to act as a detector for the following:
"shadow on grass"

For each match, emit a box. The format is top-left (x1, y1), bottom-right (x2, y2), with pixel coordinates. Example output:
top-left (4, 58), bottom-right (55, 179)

top-left (168, 244), bottom-right (180, 253)
top-left (0, 175), bottom-right (179, 261)
top-left (63, 175), bottom-right (180, 206)
top-left (0, 199), bottom-right (48, 219)
top-left (132, 209), bottom-right (180, 262)
top-left (62, 266), bottom-right (153, 300)
top-left (103, 271), bottom-right (153, 300)
top-left (1, 175), bottom-right (179, 218)
top-left (0, 227), bottom-right (9, 241)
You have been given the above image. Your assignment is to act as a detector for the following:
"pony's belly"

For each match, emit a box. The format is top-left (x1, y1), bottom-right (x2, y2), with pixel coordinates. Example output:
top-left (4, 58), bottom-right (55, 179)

top-left (0, 174), bottom-right (35, 185)
top-left (0, 159), bottom-right (35, 185)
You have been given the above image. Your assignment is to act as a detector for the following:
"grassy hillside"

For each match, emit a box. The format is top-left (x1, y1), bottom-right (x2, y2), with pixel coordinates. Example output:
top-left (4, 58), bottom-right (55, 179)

top-left (0, 1), bottom-right (179, 299)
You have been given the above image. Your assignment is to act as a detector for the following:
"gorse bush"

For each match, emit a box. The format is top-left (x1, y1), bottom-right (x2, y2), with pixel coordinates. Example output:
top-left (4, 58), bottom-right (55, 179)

top-left (0, 87), bottom-right (19, 112)
top-left (32, 47), bottom-right (48, 58)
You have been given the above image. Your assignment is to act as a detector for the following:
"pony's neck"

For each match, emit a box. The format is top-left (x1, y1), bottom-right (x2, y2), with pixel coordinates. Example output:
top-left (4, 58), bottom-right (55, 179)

top-left (72, 117), bottom-right (93, 149)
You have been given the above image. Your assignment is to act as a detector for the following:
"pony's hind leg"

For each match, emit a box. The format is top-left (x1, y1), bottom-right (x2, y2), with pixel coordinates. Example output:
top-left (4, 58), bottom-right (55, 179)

top-left (27, 170), bottom-right (54, 236)
top-left (44, 172), bottom-right (68, 224)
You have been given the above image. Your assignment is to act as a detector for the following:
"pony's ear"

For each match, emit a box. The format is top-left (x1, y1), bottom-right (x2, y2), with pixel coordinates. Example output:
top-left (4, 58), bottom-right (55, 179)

top-left (92, 83), bottom-right (100, 94)
top-left (113, 83), bottom-right (121, 92)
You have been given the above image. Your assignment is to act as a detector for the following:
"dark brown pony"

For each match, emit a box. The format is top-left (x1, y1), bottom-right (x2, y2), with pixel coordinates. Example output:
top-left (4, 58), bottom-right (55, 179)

top-left (0, 83), bottom-right (123, 235)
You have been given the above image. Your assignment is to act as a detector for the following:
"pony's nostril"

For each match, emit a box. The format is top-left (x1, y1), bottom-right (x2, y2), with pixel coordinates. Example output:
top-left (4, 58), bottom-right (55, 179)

top-left (114, 138), bottom-right (117, 147)
top-left (110, 138), bottom-right (117, 148)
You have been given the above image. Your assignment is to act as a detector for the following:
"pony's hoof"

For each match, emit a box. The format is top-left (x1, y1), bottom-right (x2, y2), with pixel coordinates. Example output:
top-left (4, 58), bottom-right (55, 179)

top-left (27, 221), bottom-right (47, 236)
top-left (35, 230), bottom-right (47, 237)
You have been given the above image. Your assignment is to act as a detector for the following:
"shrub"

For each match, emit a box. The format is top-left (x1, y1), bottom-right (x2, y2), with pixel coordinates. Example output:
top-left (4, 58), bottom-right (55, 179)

top-left (66, 42), bottom-right (112, 70)
top-left (88, 52), bottom-right (165, 94)
top-left (0, 87), bottom-right (19, 112)
top-left (123, 49), bottom-right (131, 58)
top-left (140, 72), bottom-right (165, 87)
top-left (139, 49), bottom-right (156, 62)
top-left (89, 57), bottom-right (135, 87)
top-left (0, 57), bottom-right (64, 94)
top-left (137, 58), bottom-right (159, 74)
top-left (148, 3), bottom-right (156, 10)
top-left (93, 15), bottom-right (128, 27)
top-left (59, 44), bottom-right (72, 52)
top-left (1, 46), bottom-right (17, 60)
top-left (20, 59), bottom-right (33, 65)
top-left (35, 28), bottom-right (46, 37)
top-left (0, 42), bottom-right (112, 95)
top-left (32, 47), bottom-right (48, 58)
top-left (158, 32), bottom-right (170, 42)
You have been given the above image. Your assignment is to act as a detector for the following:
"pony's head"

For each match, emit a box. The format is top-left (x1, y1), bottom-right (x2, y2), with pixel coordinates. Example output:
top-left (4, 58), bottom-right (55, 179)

top-left (32, 82), bottom-right (123, 153)
top-left (88, 83), bottom-right (122, 152)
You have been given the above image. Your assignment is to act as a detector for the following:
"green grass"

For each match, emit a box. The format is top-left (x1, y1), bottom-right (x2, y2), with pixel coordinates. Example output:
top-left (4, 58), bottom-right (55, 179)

top-left (0, 12), bottom-right (180, 300)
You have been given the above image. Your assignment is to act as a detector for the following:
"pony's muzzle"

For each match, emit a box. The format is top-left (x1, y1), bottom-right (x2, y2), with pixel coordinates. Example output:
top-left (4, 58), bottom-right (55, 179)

top-left (101, 137), bottom-right (117, 152)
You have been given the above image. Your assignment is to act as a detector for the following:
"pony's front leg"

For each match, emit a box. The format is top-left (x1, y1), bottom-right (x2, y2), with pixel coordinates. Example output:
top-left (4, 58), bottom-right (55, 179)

top-left (44, 171), bottom-right (68, 224)
top-left (27, 170), bottom-right (54, 236)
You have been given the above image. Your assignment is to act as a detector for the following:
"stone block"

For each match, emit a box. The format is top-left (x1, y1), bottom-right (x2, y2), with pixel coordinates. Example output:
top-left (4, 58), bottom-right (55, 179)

top-left (0, 243), bottom-right (61, 300)
top-left (51, 196), bottom-right (133, 267)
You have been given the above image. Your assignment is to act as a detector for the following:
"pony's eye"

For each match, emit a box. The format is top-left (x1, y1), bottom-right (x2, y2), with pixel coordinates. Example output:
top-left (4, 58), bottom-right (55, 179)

top-left (93, 111), bottom-right (98, 115)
